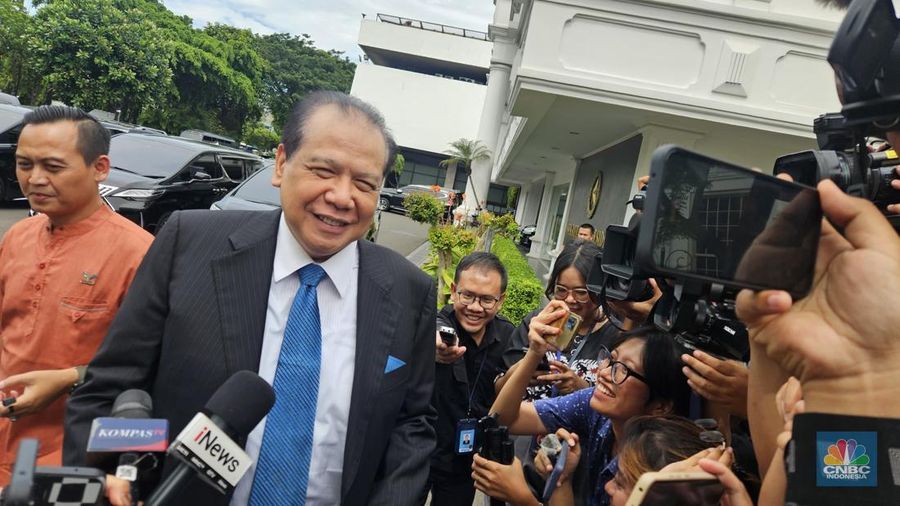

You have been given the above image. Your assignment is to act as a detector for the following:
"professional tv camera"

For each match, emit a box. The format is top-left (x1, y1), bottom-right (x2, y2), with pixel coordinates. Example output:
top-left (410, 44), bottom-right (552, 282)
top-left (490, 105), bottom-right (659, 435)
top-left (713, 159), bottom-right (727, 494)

top-left (775, 0), bottom-right (900, 226)
top-left (587, 187), bottom-right (750, 361)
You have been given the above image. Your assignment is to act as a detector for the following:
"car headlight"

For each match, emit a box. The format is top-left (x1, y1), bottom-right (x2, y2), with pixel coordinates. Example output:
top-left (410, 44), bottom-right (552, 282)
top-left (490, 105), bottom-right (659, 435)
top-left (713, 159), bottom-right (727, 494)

top-left (210, 202), bottom-right (221, 210)
top-left (113, 189), bottom-right (164, 199)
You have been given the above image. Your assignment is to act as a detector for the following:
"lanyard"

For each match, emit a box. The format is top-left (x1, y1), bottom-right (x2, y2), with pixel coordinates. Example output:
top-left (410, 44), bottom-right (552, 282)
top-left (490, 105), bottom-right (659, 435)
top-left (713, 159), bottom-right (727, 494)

top-left (465, 352), bottom-right (488, 418)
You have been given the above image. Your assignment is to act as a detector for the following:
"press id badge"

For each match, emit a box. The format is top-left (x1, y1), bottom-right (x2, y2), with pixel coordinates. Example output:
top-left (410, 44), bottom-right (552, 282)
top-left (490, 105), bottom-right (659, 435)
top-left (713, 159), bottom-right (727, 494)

top-left (455, 418), bottom-right (477, 455)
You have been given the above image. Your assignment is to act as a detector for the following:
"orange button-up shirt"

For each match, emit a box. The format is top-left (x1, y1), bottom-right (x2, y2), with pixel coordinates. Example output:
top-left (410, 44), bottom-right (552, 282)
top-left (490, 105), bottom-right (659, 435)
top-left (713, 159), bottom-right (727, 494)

top-left (0, 205), bottom-right (152, 482)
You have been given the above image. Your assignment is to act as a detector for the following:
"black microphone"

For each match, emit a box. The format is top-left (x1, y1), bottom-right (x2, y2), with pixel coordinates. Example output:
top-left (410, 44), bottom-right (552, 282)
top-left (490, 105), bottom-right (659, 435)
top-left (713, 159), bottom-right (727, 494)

top-left (145, 371), bottom-right (275, 506)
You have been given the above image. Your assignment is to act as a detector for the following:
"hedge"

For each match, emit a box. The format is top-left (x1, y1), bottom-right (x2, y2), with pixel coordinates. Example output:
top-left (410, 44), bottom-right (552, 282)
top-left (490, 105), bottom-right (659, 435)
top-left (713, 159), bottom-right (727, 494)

top-left (422, 229), bottom-right (543, 324)
top-left (490, 236), bottom-right (544, 323)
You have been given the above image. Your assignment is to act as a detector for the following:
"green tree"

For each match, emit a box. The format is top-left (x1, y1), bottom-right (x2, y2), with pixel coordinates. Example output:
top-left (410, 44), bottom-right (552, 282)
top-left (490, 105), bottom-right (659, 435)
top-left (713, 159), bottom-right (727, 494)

top-left (26, 0), bottom-right (174, 121)
top-left (440, 138), bottom-right (491, 206)
top-left (253, 33), bottom-right (356, 131)
top-left (0, 0), bottom-right (33, 97)
top-left (242, 122), bottom-right (280, 153)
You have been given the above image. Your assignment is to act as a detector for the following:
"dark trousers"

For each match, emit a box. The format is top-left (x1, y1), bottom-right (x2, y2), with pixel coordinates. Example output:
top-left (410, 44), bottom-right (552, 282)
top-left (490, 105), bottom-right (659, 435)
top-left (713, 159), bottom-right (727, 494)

top-left (429, 466), bottom-right (477, 506)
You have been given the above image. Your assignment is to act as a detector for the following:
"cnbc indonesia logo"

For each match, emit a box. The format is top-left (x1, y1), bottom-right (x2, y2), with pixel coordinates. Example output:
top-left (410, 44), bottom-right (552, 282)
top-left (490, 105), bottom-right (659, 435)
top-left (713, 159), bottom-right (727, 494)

top-left (817, 432), bottom-right (877, 487)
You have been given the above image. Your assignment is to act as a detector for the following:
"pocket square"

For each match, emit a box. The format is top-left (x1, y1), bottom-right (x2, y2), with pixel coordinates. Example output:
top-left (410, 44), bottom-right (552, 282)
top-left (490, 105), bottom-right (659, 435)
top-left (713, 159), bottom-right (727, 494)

top-left (384, 355), bottom-right (406, 374)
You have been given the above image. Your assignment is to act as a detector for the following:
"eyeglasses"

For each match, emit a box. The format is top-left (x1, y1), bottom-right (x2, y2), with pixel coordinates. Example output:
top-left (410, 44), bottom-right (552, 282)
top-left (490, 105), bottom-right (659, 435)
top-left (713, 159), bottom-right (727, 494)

top-left (596, 346), bottom-right (648, 385)
top-left (553, 285), bottom-right (591, 303)
top-left (456, 291), bottom-right (501, 309)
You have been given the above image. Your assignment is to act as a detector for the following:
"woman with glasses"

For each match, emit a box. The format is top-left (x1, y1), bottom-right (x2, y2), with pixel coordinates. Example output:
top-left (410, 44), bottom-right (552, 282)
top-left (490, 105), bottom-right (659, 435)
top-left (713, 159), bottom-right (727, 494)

top-left (499, 239), bottom-right (618, 400)
top-left (479, 299), bottom-right (692, 506)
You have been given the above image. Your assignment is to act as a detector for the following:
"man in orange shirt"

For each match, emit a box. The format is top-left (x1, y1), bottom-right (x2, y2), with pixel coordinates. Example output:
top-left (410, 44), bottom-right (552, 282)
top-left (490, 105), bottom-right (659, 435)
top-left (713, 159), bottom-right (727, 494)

top-left (0, 106), bottom-right (152, 484)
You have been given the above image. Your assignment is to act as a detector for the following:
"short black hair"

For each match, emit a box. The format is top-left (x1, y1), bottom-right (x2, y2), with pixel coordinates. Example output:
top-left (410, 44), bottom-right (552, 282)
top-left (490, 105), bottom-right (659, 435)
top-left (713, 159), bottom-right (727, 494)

top-left (546, 239), bottom-right (602, 299)
top-left (22, 105), bottom-right (110, 165)
top-left (454, 252), bottom-right (508, 293)
top-left (281, 90), bottom-right (397, 176)
top-left (578, 223), bottom-right (595, 234)
top-left (621, 327), bottom-right (692, 417)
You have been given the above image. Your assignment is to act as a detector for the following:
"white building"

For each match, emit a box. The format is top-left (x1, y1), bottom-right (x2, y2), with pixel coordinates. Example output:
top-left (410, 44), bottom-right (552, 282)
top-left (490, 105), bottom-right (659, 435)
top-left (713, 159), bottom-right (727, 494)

top-left (351, 14), bottom-right (514, 214)
top-left (352, 1), bottom-right (860, 276)
top-left (476, 0), bottom-right (854, 273)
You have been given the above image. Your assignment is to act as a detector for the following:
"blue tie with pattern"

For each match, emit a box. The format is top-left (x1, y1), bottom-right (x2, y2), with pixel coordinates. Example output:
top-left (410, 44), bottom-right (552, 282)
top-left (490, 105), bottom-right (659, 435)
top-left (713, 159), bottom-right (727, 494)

top-left (249, 263), bottom-right (327, 505)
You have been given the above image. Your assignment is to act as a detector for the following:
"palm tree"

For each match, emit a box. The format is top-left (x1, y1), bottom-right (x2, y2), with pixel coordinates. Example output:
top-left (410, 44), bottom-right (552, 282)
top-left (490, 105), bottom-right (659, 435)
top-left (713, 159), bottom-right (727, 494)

top-left (440, 138), bottom-right (491, 206)
top-left (390, 153), bottom-right (405, 188)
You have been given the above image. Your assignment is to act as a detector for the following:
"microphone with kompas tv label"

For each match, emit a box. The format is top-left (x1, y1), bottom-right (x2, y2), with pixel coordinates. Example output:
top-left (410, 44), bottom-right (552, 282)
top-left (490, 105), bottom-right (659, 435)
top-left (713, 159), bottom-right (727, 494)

top-left (145, 371), bottom-right (275, 506)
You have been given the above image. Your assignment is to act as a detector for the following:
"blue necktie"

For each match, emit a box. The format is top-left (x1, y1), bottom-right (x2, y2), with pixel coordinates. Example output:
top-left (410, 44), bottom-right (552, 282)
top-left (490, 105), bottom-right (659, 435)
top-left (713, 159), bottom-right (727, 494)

top-left (250, 264), bottom-right (327, 505)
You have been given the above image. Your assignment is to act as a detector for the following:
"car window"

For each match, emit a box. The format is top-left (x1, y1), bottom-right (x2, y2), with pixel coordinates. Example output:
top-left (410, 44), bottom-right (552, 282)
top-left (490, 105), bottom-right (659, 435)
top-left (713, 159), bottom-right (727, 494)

top-left (220, 157), bottom-right (247, 180)
top-left (110, 135), bottom-right (199, 178)
top-left (184, 154), bottom-right (224, 180)
top-left (0, 124), bottom-right (20, 144)
top-left (233, 165), bottom-right (279, 206)
top-left (0, 111), bottom-right (24, 137)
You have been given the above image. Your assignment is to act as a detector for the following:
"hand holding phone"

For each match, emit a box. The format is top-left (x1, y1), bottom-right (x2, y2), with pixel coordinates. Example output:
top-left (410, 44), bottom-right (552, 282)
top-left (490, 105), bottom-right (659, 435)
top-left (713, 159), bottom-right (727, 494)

top-left (438, 326), bottom-right (458, 347)
top-left (626, 472), bottom-right (724, 506)
top-left (548, 312), bottom-right (582, 351)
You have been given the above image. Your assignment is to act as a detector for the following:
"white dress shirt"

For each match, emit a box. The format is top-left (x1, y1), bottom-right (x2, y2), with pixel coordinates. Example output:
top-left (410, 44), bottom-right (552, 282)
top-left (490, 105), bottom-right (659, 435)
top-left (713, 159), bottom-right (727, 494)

top-left (231, 215), bottom-right (358, 505)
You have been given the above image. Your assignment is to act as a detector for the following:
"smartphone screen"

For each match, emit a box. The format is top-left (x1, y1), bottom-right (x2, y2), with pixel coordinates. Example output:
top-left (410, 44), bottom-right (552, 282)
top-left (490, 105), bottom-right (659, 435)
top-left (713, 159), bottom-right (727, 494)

top-left (638, 478), bottom-right (724, 506)
top-left (639, 146), bottom-right (822, 297)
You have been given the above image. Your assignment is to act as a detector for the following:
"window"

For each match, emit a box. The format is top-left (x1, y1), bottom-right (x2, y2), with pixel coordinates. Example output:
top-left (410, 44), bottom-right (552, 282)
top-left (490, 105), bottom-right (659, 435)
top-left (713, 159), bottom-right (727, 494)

top-left (234, 165), bottom-right (279, 205)
top-left (184, 154), bottom-right (224, 180)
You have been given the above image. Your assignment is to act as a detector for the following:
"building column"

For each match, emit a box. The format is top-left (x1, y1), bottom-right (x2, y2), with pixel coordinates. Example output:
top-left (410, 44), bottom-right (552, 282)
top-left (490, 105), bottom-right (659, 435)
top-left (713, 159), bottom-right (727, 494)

top-left (514, 185), bottom-right (528, 222)
top-left (443, 160), bottom-right (458, 189)
top-left (528, 171), bottom-right (556, 263)
top-left (463, 29), bottom-right (516, 211)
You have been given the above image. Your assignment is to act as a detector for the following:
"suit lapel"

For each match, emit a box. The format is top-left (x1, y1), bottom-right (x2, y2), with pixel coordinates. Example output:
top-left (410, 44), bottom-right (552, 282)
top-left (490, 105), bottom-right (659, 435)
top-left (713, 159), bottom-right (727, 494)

top-left (211, 210), bottom-right (280, 376)
top-left (342, 241), bottom-right (401, 496)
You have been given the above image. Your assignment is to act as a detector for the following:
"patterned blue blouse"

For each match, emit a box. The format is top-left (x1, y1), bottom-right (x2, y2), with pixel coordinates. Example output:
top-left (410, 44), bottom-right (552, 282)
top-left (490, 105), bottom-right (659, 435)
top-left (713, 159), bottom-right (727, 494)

top-left (534, 387), bottom-right (619, 506)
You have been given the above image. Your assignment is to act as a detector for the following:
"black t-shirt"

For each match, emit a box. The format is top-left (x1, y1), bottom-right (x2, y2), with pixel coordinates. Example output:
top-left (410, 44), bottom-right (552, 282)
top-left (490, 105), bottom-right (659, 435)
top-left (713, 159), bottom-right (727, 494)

top-left (431, 305), bottom-right (516, 473)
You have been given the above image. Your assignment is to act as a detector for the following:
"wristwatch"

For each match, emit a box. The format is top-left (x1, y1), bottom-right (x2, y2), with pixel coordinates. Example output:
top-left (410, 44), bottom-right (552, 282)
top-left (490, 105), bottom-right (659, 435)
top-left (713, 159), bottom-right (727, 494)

top-left (71, 365), bottom-right (87, 393)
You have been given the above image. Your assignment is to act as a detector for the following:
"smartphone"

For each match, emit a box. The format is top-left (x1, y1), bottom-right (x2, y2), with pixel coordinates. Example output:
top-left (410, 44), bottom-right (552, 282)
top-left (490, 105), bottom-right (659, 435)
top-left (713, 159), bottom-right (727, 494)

top-left (32, 466), bottom-right (105, 506)
top-left (438, 325), bottom-right (457, 347)
top-left (550, 312), bottom-right (583, 351)
top-left (541, 440), bottom-right (569, 502)
top-left (638, 145), bottom-right (822, 298)
top-left (626, 472), bottom-right (724, 506)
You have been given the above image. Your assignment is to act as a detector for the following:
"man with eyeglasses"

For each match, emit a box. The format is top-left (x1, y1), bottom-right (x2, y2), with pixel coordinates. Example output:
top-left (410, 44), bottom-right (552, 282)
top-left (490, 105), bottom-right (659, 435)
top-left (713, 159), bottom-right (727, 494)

top-left (430, 252), bottom-right (515, 505)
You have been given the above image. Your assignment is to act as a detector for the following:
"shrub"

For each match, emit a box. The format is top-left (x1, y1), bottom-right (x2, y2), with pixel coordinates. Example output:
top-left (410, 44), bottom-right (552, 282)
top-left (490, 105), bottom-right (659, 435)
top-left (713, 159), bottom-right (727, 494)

top-left (421, 230), bottom-right (543, 321)
top-left (491, 236), bottom-right (543, 323)
top-left (422, 225), bottom-right (478, 305)
top-left (403, 192), bottom-right (444, 226)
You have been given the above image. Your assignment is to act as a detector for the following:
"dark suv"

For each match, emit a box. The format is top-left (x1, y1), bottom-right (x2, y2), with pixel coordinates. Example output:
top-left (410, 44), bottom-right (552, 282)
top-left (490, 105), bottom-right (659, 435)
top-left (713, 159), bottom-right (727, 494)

top-left (103, 133), bottom-right (264, 232)
top-left (0, 103), bottom-right (29, 201)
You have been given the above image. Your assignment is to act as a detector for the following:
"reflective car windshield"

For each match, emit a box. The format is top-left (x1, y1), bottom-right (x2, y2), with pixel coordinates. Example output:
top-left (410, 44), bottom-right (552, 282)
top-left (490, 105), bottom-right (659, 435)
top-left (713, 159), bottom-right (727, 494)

top-left (233, 164), bottom-right (279, 206)
top-left (109, 134), bottom-right (207, 178)
top-left (0, 107), bottom-right (25, 135)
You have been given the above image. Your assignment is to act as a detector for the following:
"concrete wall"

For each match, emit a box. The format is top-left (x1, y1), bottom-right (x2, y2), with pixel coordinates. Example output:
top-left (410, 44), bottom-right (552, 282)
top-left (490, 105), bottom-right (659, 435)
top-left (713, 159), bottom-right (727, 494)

top-left (351, 65), bottom-right (487, 154)
top-left (358, 19), bottom-right (491, 69)
top-left (567, 134), bottom-right (644, 244)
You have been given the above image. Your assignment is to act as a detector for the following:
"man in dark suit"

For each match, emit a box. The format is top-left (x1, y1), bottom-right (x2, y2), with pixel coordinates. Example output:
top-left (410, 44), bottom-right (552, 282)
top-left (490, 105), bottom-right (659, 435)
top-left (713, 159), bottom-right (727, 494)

top-left (63, 91), bottom-right (437, 506)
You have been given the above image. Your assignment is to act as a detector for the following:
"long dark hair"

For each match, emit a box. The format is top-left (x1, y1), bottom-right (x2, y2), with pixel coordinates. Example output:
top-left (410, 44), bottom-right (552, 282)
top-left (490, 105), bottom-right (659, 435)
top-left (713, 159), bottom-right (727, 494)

top-left (545, 239), bottom-right (602, 299)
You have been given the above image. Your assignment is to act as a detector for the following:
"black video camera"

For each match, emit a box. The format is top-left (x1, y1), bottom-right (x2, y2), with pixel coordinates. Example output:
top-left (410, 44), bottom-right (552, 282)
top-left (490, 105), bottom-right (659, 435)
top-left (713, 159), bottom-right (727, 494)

top-left (1, 439), bottom-right (106, 506)
top-left (775, 0), bottom-right (900, 223)
top-left (477, 414), bottom-right (513, 465)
